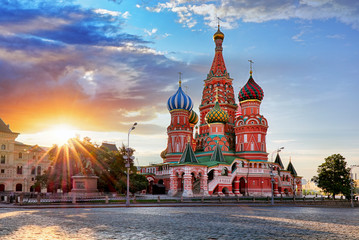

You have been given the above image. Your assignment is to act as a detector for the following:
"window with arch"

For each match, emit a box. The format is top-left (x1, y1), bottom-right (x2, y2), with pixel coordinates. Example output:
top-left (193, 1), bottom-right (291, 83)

top-left (0, 155), bottom-right (5, 164)
top-left (15, 184), bottom-right (22, 192)
top-left (1, 144), bottom-right (5, 150)
top-left (19, 152), bottom-right (22, 159)
top-left (31, 166), bottom-right (36, 175)
top-left (37, 166), bottom-right (41, 175)
top-left (17, 166), bottom-right (23, 175)
top-left (221, 167), bottom-right (228, 176)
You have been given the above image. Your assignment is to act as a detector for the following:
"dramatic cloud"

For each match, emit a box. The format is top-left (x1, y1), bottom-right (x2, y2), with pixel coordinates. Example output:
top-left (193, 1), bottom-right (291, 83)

top-left (145, 0), bottom-right (359, 30)
top-left (0, 0), bottom-right (196, 134)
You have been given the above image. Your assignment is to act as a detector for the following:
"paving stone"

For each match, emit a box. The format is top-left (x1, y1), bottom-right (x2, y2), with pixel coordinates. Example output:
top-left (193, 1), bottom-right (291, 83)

top-left (0, 206), bottom-right (358, 239)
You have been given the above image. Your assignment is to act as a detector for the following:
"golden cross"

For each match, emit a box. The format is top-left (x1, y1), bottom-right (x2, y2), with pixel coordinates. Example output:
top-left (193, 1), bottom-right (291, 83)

top-left (178, 72), bottom-right (182, 87)
top-left (248, 60), bottom-right (254, 76)
top-left (217, 17), bottom-right (221, 29)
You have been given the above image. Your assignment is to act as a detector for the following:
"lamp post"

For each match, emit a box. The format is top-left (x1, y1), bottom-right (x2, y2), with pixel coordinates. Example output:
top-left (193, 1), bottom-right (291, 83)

top-left (270, 147), bottom-right (284, 161)
top-left (269, 164), bottom-right (275, 205)
top-left (350, 165), bottom-right (358, 208)
top-left (124, 122), bottom-right (137, 207)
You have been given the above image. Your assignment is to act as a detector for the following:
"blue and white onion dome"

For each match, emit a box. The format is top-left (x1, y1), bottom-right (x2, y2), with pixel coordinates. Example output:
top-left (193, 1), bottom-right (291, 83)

top-left (167, 83), bottom-right (193, 112)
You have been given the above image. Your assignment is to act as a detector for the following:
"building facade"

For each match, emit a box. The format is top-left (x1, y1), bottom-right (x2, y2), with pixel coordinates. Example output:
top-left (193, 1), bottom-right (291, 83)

top-left (140, 27), bottom-right (302, 197)
top-left (0, 118), bottom-right (50, 193)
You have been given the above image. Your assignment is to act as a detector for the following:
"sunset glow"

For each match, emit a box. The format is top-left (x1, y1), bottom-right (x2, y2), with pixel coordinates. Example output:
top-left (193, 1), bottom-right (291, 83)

top-left (0, 0), bottom-right (358, 180)
top-left (45, 125), bottom-right (78, 146)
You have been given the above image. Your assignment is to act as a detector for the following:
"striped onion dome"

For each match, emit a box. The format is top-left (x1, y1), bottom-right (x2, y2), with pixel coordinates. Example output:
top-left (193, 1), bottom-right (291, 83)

top-left (205, 101), bottom-right (229, 124)
top-left (167, 85), bottom-right (193, 112)
top-left (189, 110), bottom-right (199, 125)
top-left (238, 74), bottom-right (264, 102)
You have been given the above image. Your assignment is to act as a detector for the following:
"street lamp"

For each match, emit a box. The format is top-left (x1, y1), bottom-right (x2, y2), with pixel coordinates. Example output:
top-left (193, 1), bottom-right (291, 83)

top-left (124, 122), bottom-right (137, 207)
top-left (350, 165), bottom-right (358, 208)
top-left (270, 147), bottom-right (284, 162)
top-left (269, 164), bottom-right (275, 205)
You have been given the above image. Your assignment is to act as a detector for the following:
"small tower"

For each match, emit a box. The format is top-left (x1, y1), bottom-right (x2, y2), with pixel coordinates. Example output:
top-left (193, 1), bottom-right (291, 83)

top-left (166, 75), bottom-right (194, 163)
top-left (235, 64), bottom-right (268, 161)
top-left (204, 89), bottom-right (230, 151)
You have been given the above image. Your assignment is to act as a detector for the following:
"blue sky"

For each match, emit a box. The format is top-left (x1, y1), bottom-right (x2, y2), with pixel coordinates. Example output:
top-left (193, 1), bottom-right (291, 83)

top-left (1, 0), bottom-right (359, 180)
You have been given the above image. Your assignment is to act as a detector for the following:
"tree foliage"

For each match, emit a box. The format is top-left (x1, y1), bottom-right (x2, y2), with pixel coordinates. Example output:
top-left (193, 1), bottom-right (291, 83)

top-left (312, 154), bottom-right (351, 198)
top-left (36, 138), bottom-right (147, 194)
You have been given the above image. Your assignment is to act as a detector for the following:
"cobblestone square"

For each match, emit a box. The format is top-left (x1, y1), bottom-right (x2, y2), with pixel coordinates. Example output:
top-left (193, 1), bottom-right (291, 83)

top-left (0, 206), bottom-right (358, 240)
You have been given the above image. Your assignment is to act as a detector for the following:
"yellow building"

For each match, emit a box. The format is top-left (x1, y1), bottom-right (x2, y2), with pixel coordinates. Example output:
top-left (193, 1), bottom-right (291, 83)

top-left (0, 118), bottom-right (50, 192)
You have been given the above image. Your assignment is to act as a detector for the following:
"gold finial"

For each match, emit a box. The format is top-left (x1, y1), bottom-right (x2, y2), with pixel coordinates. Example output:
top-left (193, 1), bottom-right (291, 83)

top-left (217, 17), bottom-right (221, 30)
top-left (215, 87), bottom-right (219, 102)
top-left (178, 72), bottom-right (182, 87)
top-left (248, 60), bottom-right (254, 77)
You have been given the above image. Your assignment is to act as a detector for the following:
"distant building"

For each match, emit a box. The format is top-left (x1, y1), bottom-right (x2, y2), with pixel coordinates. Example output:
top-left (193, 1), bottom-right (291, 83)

top-left (140, 26), bottom-right (302, 197)
top-left (0, 118), bottom-right (50, 192)
top-left (100, 142), bottom-right (118, 152)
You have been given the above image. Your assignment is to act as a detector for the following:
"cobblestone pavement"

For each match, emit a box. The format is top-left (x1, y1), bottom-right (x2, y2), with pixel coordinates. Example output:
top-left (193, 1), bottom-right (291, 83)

top-left (0, 206), bottom-right (358, 240)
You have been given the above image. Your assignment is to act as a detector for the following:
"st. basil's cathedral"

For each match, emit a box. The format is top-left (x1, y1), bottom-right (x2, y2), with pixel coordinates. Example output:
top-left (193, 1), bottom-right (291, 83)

top-left (140, 26), bottom-right (302, 197)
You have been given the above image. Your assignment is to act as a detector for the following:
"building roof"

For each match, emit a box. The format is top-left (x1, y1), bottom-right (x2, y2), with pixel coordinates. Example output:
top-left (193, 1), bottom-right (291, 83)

top-left (287, 161), bottom-right (297, 176)
top-left (0, 118), bottom-right (13, 133)
top-left (274, 153), bottom-right (284, 169)
top-left (101, 143), bottom-right (118, 152)
top-left (179, 143), bottom-right (198, 164)
top-left (210, 143), bottom-right (226, 162)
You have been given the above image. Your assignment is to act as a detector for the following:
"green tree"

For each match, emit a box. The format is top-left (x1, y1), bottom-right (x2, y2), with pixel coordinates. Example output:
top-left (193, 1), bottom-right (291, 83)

top-left (312, 154), bottom-right (351, 199)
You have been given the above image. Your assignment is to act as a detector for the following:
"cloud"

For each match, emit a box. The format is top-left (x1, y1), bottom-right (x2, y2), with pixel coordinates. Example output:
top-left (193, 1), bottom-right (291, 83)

top-left (0, 0), bottom-right (198, 134)
top-left (144, 28), bottom-right (158, 36)
top-left (144, 0), bottom-right (359, 30)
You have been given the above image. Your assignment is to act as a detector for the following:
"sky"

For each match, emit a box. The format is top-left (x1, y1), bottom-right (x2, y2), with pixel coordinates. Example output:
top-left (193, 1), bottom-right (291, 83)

top-left (1, 0), bottom-right (359, 180)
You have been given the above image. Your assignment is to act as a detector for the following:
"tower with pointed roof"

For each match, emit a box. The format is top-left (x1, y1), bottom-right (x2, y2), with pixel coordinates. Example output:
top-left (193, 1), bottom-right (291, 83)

top-left (235, 67), bottom-right (268, 161)
top-left (196, 25), bottom-right (237, 152)
top-left (165, 77), bottom-right (195, 163)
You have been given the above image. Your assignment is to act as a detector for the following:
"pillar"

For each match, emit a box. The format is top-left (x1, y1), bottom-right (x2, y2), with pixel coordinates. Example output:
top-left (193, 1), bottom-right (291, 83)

top-left (200, 173), bottom-right (209, 196)
top-left (233, 176), bottom-right (240, 195)
top-left (168, 174), bottom-right (178, 196)
top-left (182, 173), bottom-right (193, 197)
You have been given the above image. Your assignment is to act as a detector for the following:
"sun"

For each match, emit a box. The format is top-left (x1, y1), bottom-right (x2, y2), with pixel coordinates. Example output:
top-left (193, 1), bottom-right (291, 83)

top-left (47, 124), bottom-right (78, 146)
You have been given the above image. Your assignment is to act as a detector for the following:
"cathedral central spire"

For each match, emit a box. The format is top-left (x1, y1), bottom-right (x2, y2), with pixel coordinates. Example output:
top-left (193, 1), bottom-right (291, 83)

top-left (209, 24), bottom-right (227, 78)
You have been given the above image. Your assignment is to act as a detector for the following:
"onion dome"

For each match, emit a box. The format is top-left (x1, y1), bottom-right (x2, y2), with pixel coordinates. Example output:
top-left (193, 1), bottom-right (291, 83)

top-left (167, 81), bottom-right (193, 112)
top-left (205, 101), bottom-right (229, 124)
top-left (160, 148), bottom-right (167, 159)
top-left (189, 110), bottom-right (199, 125)
top-left (213, 25), bottom-right (224, 40)
top-left (238, 71), bottom-right (264, 102)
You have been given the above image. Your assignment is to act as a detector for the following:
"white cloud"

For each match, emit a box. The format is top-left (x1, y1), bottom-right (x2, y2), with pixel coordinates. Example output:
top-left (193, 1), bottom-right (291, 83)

top-left (93, 9), bottom-right (121, 16)
top-left (144, 0), bottom-right (359, 30)
top-left (326, 34), bottom-right (345, 39)
top-left (292, 30), bottom-right (305, 42)
top-left (144, 28), bottom-right (158, 36)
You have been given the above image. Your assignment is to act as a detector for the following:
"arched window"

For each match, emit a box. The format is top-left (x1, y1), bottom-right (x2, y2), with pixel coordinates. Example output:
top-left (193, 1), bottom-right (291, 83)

top-left (15, 184), bottom-right (22, 192)
top-left (1, 144), bottom-right (5, 150)
top-left (221, 167), bottom-right (228, 176)
top-left (17, 166), bottom-right (23, 175)
top-left (31, 166), bottom-right (36, 175)
top-left (37, 166), bottom-right (41, 175)
top-left (0, 155), bottom-right (5, 164)
top-left (0, 184), bottom-right (5, 192)
top-left (18, 152), bottom-right (22, 159)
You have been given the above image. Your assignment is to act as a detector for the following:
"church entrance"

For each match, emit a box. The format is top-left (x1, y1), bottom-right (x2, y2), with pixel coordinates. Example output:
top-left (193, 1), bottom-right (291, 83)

top-left (239, 177), bottom-right (246, 195)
